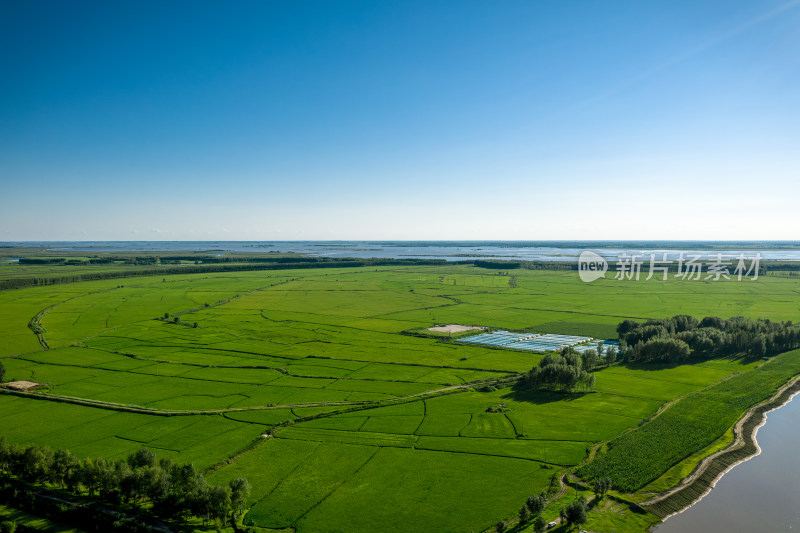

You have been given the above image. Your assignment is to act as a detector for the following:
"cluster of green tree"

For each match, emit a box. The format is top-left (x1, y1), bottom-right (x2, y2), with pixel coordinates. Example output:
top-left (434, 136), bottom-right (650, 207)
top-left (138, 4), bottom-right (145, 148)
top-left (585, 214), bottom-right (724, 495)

top-left (126, 257), bottom-right (160, 265)
top-left (21, 257), bottom-right (117, 265)
top-left (763, 262), bottom-right (800, 272)
top-left (618, 315), bottom-right (800, 362)
top-left (0, 361), bottom-right (5, 382)
top-left (0, 438), bottom-right (249, 529)
top-left (559, 497), bottom-right (588, 530)
top-left (769, 271), bottom-right (800, 278)
top-left (17, 258), bottom-right (69, 265)
top-left (519, 349), bottom-right (596, 392)
top-left (18, 257), bottom-right (156, 266)
top-left (158, 255), bottom-right (327, 264)
top-left (592, 477), bottom-right (612, 499)
top-left (573, 342), bottom-right (614, 370)
top-left (0, 478), bottom-right (158, 533)
top-left (156, 314), bottom-right (197, 328)
top-left (518, 261), bottom-right (577, 271)
top-left (502, 490), bottom-right (589, 533)
top-left (473, 260), bottom-right (521, 270)
top-left (513, 491), bottom-right (548, 532)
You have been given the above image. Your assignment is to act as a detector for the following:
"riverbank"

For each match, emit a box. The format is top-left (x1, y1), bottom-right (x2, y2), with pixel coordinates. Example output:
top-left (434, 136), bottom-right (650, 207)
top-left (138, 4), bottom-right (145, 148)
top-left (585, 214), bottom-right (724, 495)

top-left (643, 373), bottom-right (800, 521)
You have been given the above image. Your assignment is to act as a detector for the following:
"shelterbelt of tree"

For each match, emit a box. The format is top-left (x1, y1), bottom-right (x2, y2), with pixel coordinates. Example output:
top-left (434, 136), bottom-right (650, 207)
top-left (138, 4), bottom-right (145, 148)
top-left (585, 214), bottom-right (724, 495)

top-left (1, 262), bottom-right (800, 532)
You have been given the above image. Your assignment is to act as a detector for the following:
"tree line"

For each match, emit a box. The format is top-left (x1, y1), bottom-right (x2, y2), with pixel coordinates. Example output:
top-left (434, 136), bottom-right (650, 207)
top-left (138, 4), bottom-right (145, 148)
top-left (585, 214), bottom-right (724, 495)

top-left (516, 491), bottom-right (548, 532)
top-left (617, 315), bottom-right (800, 363)
top-left (0, 437), bottom-right (249, 529)
top-left (497, 488), bottom-right (595, 532)
top-left (0, 258), bottom-right (452, 291)
top-left (519, 349), bottom-right (596, 392)
top-left (0, 257), bottom-right (590, 292)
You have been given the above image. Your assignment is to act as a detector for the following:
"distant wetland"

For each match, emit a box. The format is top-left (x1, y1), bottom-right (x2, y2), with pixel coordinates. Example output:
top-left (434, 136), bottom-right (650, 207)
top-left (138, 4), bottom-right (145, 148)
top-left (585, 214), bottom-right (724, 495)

top-left (3, 240), bottom-right (800, 262)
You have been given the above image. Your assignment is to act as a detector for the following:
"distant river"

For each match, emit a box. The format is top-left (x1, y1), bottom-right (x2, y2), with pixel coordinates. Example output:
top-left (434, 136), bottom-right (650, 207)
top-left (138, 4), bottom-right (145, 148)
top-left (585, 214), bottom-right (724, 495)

top-left (654, 393), bottom-right (800, 532)
top-left (3, 241), bottom-right (800, 262)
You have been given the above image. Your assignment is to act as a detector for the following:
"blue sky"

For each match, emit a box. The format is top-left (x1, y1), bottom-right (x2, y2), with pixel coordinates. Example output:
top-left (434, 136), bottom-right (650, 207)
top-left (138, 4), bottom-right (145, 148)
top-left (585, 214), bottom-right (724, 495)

top-left (1, 0), bottom-right (799, 240)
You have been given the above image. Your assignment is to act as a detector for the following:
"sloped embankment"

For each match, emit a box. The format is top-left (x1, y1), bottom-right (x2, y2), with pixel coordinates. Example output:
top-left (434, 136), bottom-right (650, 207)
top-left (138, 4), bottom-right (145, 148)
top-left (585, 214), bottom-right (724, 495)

top-left (643, 375), bottom-right (800, 519)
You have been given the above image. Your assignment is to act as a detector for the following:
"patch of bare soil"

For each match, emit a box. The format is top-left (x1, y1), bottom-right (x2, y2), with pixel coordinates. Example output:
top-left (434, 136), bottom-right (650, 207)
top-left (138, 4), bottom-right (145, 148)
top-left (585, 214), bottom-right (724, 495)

top-left (426, 324), bottom-right (485, 333)
top-left (3, 380), bottom-right (41, 391)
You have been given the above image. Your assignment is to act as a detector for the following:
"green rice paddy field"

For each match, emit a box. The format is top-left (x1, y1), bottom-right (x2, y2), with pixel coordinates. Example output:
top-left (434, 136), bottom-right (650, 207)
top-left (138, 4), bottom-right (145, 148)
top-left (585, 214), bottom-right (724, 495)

top-left (2, 264), bottom-right (800, 532)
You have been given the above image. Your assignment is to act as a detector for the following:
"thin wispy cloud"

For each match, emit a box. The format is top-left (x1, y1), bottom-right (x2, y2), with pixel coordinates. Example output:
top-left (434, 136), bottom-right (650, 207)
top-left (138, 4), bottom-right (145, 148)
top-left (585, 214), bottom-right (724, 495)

top-left (562, 0), bottom-right (800, 116)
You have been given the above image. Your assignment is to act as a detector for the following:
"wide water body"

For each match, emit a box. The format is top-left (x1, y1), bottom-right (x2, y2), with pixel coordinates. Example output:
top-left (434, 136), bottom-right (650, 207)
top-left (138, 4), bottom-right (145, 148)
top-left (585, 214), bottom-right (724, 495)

top-left (4, 241), bottom-right (800, 262)
top-left (654, 394), bottom-right (800, 532)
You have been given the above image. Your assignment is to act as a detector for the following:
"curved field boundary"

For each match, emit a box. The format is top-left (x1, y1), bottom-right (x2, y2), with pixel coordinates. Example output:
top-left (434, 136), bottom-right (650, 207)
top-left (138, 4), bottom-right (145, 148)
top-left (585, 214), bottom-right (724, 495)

top-left (642, 375), bottom-right (800, 520)
top-left (205, 389), bottom-right (472, 475)
top-left (26, 285), bottom-right (127, 351)
top-left (73, 347), bottom-right (514, 386)
top-left (27, 277), bottom-right (287, 352)
top-left (306, 354), bottom-right (516, 374)
top-left (28, 305), bottom-right (53, 350)
top-left (170, 276), bottom-right (295, 320)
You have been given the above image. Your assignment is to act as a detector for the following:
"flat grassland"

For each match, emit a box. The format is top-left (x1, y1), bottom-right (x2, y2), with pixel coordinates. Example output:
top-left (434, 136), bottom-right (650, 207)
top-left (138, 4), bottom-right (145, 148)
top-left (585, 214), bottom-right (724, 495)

top-left (1, 264), bottom-right (799, 532)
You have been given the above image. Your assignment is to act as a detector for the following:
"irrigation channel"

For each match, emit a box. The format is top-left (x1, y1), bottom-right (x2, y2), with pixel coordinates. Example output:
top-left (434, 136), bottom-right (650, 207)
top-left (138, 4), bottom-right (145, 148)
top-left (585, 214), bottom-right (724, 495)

top-left (653, 391), bottom-right (800, 532)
